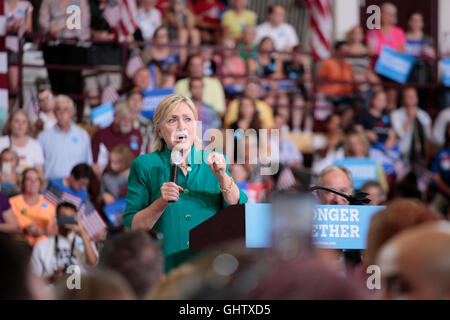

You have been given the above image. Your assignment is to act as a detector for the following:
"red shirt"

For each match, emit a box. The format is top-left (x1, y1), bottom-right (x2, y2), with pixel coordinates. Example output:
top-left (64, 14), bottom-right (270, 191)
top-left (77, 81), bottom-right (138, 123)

top-left (91, 124), bottom-right (143, 162)
top-left (194, 0), bottom-right (225, 25)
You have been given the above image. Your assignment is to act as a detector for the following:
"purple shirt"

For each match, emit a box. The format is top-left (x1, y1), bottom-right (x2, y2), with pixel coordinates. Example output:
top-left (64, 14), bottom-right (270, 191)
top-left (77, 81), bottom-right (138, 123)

top-left (0, 193), bottom-right (11, 224)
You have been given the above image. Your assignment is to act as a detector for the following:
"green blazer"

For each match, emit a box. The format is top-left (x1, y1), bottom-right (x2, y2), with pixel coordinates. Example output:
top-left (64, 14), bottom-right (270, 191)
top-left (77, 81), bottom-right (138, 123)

top-left (124, 144), bottom-right (248, 270)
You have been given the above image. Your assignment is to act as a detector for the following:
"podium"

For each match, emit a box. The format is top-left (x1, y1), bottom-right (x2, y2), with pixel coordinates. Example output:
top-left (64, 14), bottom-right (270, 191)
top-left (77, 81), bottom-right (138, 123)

top-left (189, 204), bottom-right (385, 251)
top-left (189, 204), bottom-right (272, 251)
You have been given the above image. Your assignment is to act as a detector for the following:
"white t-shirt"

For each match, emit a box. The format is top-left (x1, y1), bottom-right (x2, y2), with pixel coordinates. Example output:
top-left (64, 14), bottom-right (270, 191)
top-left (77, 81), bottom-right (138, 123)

top-left (0, 136), bottom-right (44, 173)
top-left (30, 232), bottom-right (98, 278)
top-left (39, 111), bottom-right (57, 131)
top-left (137, 7), bottom-right (162, 41)
top-left (254, 22), bottom-right (299, 51)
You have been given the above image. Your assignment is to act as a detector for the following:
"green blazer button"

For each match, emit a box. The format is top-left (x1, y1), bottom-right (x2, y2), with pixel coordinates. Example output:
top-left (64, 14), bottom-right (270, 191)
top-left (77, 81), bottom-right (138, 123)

top-left (183, 188), bottom-right (190, 194)
top-left (185, 214), bottom-right (191, 221)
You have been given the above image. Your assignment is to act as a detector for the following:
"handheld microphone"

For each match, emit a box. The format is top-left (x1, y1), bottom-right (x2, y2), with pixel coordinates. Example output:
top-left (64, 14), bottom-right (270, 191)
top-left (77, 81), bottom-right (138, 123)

top-left (169, 150), bottom-right (183, 203)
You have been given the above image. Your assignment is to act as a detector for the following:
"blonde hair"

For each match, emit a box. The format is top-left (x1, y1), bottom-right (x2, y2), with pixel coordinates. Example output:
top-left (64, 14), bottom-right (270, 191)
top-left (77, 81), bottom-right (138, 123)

top-left (152, 94), bottom-right (199, 151)
top-left (344, 131), bottom-right (370, 158)
top-left (114, 101), bottom-right (132, 117)
top-left (2, 109), bottom-right (33, 136)
top-left (110, 144), bottom-right (135, 171)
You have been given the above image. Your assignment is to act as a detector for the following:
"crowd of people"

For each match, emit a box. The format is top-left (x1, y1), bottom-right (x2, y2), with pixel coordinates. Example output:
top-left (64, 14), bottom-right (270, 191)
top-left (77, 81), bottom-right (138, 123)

top-left (1, 0), bottom-right (450, 300)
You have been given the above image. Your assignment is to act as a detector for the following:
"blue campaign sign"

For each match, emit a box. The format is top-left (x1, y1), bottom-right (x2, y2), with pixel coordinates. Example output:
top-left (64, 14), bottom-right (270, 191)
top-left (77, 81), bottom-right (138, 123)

top-left (312, 205), bottom-right (384, 249)
top-left (443, 58), bottom-right (450, 87)
top-left (375, 46), bottom-right (415, 83)
top-left (244, 204), bottom-right (384, 250)
top-left (333, 158), bottom-right (378, 190)
top-left (91, 102), bottom-right (114, 128)
top-left (104, 198), bottom-right (127, 227)
top-left (141, 88), bottom-right (175, 119)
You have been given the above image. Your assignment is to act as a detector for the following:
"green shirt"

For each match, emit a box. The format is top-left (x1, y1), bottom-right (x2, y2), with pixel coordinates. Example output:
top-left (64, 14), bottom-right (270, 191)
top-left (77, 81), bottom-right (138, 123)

top-left (124, 144), bottom-right (248, 267)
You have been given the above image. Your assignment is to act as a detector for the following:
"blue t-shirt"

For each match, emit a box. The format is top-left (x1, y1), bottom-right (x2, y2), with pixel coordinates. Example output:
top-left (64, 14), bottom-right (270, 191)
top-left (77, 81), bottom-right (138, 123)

top-left (431, 148), bottom-right (450, 185)
top-left (48, 178), bottom-right (88, 205)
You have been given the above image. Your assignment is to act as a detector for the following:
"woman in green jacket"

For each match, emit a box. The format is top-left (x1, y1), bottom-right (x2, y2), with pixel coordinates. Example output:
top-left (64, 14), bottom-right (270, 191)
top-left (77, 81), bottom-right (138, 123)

top-left (124, 94), bottom-right (248, 272)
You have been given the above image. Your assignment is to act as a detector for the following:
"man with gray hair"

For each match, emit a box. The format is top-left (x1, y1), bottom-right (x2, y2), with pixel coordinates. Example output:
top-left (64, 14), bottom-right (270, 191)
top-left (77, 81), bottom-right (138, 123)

top-left (316, 165), bottom-right (354, 205)
top-left (91, 101), bottom-right (143, 175)
top-left (38, 95), bottom-right (93, 180)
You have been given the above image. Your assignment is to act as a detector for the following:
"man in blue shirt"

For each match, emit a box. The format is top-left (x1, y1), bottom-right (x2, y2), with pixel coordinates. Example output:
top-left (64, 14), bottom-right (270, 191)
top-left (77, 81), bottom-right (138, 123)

top-left (38, 95), bottom-right (93, 180)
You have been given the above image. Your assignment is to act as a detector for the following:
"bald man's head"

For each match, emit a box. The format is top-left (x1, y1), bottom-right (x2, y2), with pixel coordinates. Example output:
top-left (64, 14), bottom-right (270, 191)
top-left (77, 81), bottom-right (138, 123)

top-left (376, 221), bottom-right (450, 300)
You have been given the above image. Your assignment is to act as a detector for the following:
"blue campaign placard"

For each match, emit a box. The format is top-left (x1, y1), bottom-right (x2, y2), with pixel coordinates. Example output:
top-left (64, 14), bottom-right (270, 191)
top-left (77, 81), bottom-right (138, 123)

top-left (312, 205), bottom-right (385, 249)
top-left (333, 158), bottom-right (378, 190)
top-left (243, 204), bottom-right (384, 250)
top-left (104, 198), bottom-right (127, 227)
top-left (443, 58), bottom-right (450, 87)
top-left (141, 88), bottom-right (175, 119)
top-left (374, 46), bottom-right (415, 83)
top-left (91, 102), bottom-right (114, 128)
top-left (245, 203), bottom-right (272, 248)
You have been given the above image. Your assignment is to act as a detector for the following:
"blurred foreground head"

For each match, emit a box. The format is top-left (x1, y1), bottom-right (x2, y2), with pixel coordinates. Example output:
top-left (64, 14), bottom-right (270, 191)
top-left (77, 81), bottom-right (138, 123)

top-left (54, 269), bottom-right (136, 300)
top-left (376, 221), bottom-right (450, 300)
top-left (149, 244), bottom-right (369, 300)
top-left (364, 198), bottom-right (442, 268)
top-left (99, 231), bottom-right (164, 299)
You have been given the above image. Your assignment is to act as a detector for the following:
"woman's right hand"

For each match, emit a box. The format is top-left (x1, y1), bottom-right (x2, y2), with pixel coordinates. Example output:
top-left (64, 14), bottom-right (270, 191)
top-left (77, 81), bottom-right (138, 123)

top-left (160, 182), bottom-right (184, 204)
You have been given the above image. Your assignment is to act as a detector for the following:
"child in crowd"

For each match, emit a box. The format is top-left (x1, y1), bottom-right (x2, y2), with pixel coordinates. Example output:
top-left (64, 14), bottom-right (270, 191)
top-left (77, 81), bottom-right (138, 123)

top-left (100, 145), bottom-right (134, 206)
top-left (0, 148), bottom-right (21, 198)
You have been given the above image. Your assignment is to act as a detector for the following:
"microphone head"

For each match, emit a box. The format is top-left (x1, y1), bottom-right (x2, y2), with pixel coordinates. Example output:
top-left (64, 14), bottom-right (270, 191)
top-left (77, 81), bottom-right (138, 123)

top-left (170, 150), bottom-right (183, 165)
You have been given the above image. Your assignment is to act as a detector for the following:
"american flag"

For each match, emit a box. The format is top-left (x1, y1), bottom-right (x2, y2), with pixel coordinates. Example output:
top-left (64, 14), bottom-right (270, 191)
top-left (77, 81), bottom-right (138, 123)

top-left (44, 184), bottom-right (84, 209)
top-left (0, 2), bottom-right (8, 112)
top-left (304, 0), bottom-right (332, 61)
top-left (105, 0), bottom-right (138, 42)
top-left (276, 167), bottom-right (297, 191)
top-left (28, 90), bottom-right (39, 119)
top-left (126, 51), bottom-right (144, 78)
top-left (101, 81), bottom-right (120, 105)
top-left (79, 201), bottom-right (107, 240)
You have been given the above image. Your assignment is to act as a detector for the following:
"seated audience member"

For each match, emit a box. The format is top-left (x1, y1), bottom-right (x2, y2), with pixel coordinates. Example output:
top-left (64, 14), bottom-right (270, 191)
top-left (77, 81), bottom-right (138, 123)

top-left (361, 180), bottom-right (387, 206)
top-left (46, 163), bottom-right (94, 207)
top-left (364, 198), bottom-right (442, 269)
top-left (30, 202), bottom-right (98, 284)
top-left (99, 231), bottom-right (164, 299)
top-left (237, 25), bottom-right (258, 63)
top-left (175, 54), bottom-right (226, 115)
top-left (132, 66), bottom-right (162, 91)
top-left (100, 145), bottom-right (134, 206)
top-left (54, 268), bottom-right (136, 300)
top-left (318, 41), bottom-right (356, 105)
top-left (189, 77), bottom-right (221, 140)
top-left (224, 78), bottom-right (274, 129)
top-left (354, 91), bottom-right (393, 145)
top-left (137, 0), bottom-right (163, 42)
top-left (0, 110), bottom-right (44, 174)
top-left (127, 88), bottom-right (159, 154)
top-left (34, 86), bottom-right (57, 134)
top-left (376, 222), bottom-right (450, 300)
top-left (38, 95), bottom-right (93, 180)
top-left (142, 26), bottom-right (181, 86)
top-left (432, 107), bottom-right (450, 148)
top-left (217, 38), bottom-right (247, 87)
top-left (221, 0), bottom-right (256, 40)
top-left (0, 233), bottom-right (53, 299)
top-left (429, 123), bottom-right (450, 218)
top-left (248, 37), bottom-right (283, 79)
top-left (311, 115), bottom-right (345, 174)
top-left (0, 148), bottom-right (21, 197)
top-left (283, 44), bottom-right (310, 99)
top-left (10, 168), bottom-right (56, 247)
top-left (229, 97), bottom-right (264, 131)
top-left (164, 0), bottom-right (200, 49)
top-left (92, 103), bottom-right (142, 175)
top-left (346, 25), bottom-right (379, 97)
top-left (193, 0), bottom-right (225, 44)
top-left (315, 165), bottom-right (353, 206)
top-left (290, 94), bottom-right (314, 133)
top-left (0, 191), bottom-right (19, 234)
top-left (254, 5), bottom-right (299, 52)
top-left (269, 109), bottom-right (303, 167)
top-left (342, 131), bottom-right (388, 192)
top-left (390, 87), bottom-right (431, 163)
